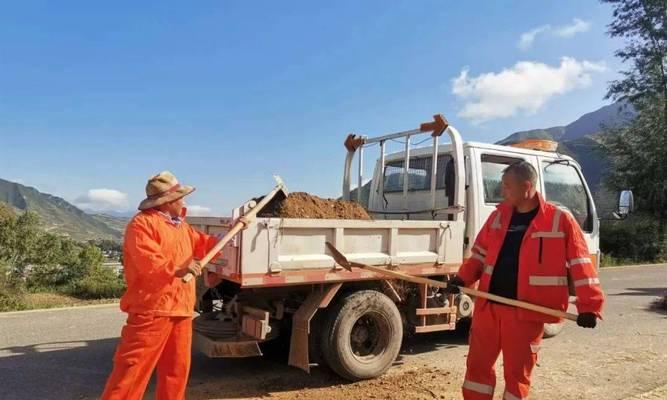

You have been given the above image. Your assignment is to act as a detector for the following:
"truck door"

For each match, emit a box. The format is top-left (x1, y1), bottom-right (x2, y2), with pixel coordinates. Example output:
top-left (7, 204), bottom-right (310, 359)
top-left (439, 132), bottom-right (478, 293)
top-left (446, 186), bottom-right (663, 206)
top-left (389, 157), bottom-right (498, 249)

top-left (470, 149), bottom-right (540, 239)
top-left (539, 160), bottom-right (600, 268)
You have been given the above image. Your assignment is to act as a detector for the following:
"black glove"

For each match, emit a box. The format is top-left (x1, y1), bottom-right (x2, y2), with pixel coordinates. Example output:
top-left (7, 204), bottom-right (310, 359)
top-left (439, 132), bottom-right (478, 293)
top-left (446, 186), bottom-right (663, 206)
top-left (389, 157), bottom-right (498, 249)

top-left (444, 276), bottom-right (465, 294)
top-left (577, 312), bottom-right (597, 328)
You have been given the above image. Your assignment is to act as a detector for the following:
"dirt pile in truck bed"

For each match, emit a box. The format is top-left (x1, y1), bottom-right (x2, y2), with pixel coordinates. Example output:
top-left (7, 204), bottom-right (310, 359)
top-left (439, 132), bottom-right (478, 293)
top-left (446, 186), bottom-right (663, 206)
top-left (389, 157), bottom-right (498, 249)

top-left (258, 192), bottom-right (371, 220)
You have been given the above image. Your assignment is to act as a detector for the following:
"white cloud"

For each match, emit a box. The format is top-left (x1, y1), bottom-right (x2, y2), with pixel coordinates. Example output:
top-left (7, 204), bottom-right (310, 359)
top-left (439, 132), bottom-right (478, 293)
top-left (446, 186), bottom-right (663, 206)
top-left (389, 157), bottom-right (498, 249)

top-left (518, 18), bottom-right (590, 50)
top-left (554, 18), bottom-right (591, 38)
top-left (518, 25), bottom-right (550, 51)
top-left (187, 205), bottom-right (213, 216)
top-left (10, 178), bottom-right (25, 184)
top-left (75, 189), bottom-right (129, 212)
top-left (451, 57), bottom-right (606, 123)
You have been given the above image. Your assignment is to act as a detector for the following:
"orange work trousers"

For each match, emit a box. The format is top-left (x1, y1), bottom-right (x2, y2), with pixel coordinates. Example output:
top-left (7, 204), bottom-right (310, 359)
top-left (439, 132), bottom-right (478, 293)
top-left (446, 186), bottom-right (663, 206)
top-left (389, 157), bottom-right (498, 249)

top-left (101, 314), bottom-right (193, 400)
top-left (462, 303), bottom-right (544, 400)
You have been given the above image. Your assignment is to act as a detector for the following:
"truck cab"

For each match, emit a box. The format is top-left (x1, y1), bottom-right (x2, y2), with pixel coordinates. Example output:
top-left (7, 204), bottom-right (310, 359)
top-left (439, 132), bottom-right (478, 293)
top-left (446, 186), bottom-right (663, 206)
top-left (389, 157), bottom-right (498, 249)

top-left (342, 116), bottom-right (601, 339)
top-left (360, 140), bottom-right (600, 270)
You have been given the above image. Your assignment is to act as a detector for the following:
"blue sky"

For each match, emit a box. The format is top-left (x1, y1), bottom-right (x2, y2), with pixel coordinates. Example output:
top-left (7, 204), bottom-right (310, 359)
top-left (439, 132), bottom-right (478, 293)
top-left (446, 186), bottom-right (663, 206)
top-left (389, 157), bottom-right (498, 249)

top-left (0, 1), bottom-right (624, 216)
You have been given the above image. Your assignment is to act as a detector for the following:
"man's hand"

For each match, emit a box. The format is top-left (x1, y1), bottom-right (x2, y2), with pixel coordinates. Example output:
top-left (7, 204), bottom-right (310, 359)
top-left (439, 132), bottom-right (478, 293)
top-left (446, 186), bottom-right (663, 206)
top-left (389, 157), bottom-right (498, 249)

top-left (577, 312), bottom-right (597, 328)
top-left (443, 276), bottom-right (465, 294)
top-left (238, 216), bottom-right (251, 230)
top-left (187, 260), bottom-right (204, 277)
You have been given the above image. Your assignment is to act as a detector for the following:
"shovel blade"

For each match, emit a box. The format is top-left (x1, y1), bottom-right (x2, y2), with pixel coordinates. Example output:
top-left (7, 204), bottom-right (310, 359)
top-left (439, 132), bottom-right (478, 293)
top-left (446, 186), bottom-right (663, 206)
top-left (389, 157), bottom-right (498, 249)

top-left (325, 242), bottom-right (352, 271)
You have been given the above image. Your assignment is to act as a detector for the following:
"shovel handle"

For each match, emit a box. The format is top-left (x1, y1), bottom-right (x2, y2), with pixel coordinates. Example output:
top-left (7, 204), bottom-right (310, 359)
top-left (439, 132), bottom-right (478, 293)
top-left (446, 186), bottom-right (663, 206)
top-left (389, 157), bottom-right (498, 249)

top-left (181, 220), bottom-right (247, 283)
top-left (460, 286), bottom-right (578, 322)
top-left (182, 182), bottom-right (285, 283)
top-left (346, 261), bottom-right (577, 322)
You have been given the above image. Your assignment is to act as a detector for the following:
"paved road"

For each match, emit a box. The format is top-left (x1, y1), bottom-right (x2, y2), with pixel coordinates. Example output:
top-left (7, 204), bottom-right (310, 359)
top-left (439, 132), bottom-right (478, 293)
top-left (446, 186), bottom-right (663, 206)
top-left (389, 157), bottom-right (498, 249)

top-left (1, 265), bottom-right (665, 399)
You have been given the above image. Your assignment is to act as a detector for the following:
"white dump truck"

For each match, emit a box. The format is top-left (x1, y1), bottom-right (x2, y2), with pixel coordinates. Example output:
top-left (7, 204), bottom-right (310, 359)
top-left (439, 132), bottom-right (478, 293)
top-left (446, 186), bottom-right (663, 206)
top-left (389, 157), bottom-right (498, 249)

top-left (188, 114), bottom-right (630, 381)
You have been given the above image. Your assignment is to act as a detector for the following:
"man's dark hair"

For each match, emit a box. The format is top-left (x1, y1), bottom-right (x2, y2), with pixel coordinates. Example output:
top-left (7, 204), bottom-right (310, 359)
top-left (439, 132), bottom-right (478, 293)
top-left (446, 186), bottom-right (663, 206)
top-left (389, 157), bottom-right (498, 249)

top-left (503, 161), bottom-right (537, 187)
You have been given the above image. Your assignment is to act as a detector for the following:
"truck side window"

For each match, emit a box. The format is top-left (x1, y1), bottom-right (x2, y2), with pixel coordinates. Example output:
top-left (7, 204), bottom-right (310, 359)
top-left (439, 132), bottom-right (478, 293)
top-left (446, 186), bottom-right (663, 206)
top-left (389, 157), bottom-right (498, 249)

top-left (383, 155), bottom-right (453, 193)
top-left (542, 162), bottom-right (592, 232)
top-left (480, 154), bottom-right (524, 203)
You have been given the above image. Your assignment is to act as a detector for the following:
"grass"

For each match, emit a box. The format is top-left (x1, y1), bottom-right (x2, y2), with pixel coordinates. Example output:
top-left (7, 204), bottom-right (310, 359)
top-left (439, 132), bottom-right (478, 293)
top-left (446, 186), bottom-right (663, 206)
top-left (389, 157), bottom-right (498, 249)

top-left (599, 252), bottom-right (666, 268)
top-left (1, 277), bottom-right (123, 312)
top-left (600, 253), bottom-right (629, 267)
top-left (22, 292), bottom-right (118, 310)
top-left (1, 290), bottom-right (119, 312)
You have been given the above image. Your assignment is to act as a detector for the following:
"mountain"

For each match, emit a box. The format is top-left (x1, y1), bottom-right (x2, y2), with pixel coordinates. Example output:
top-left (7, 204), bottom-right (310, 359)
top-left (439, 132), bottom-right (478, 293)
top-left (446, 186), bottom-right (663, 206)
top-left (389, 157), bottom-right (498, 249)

top-left (0, 178), bottom-right (126, 241)
top-left (498, 101), bottom-right (636, 192)
top-left (499, 102), bottom-right (634, 145)
top-left (89, 213), bottom-right (130, 235)
top-left (561, 101), bottom-right (635, 140)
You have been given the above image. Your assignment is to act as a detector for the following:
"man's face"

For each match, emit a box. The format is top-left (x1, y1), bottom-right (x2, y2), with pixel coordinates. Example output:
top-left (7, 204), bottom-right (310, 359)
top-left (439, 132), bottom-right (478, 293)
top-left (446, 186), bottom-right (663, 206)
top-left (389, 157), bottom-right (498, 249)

top-left (501, 171), bottom-right (532, 207)
top-left (164, 197), bottom-right (185, 217)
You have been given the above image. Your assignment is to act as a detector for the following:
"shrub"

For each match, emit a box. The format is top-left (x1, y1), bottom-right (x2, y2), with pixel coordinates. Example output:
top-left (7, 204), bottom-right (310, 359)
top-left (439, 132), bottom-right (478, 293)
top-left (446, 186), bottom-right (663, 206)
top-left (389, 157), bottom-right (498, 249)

top-left (0, 262), bottom-right (27, 311)
top-left (67, 266), bottom-right (126, 299)
top-left (600, 214), bottom-right (666, 263)
top-left (25, 264), bottom-right (70, 290)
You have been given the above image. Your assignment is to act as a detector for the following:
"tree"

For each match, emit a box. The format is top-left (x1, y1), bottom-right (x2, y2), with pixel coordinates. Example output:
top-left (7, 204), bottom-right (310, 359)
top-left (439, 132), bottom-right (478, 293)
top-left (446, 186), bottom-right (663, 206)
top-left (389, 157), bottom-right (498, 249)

top-left (59, 238), bottom-right (82, 267)
top-left (0, 202), bottom-right (121, 298)
top-left (0, 211), bottom-right (42, 277)
top-left (31, 233), bottom-right (63, 266)
top-left (0, 202), bottom-right (14, 222)
top-left (70, 244), bottom-right (104, 280)
top-left (0, 205), bottom-right (17, 263)
top-left (601, 0), bottom-right (667, 249)
top-left (604, 0), bottom-right (667, 119)
top-left (89, 239), bottom-right (121, 253)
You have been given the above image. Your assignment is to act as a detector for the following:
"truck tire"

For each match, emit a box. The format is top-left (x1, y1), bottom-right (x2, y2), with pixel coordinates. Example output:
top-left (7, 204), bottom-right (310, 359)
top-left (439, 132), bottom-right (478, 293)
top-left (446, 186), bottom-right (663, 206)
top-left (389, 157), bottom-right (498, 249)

top-left (199, 296), bottom-right (214, 314)
top-left (543, 322), bottom-right (564, 338)
top-left (320, 290), bottom-right (402, 381)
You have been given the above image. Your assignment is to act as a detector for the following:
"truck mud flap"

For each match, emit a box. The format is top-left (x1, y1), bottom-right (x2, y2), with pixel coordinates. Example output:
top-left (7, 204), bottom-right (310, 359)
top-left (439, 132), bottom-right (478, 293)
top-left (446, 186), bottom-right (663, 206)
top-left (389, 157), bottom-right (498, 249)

top-left (288, 283), bottom-right (342, 372)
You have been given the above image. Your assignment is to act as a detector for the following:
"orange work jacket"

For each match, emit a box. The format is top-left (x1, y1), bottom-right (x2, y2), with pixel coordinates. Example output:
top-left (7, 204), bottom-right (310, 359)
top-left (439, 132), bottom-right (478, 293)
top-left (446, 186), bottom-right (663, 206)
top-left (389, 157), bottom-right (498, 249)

top-left (458, 193), bottom-right (604, 323)
top-left (120, 209), bottom-right (217, 317)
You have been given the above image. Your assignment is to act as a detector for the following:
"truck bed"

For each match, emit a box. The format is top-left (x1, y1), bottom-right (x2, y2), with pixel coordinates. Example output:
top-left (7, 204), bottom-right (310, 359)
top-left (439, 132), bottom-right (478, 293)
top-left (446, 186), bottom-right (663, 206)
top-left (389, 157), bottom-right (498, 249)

top-left (188, 217), bottom-right (464, 288)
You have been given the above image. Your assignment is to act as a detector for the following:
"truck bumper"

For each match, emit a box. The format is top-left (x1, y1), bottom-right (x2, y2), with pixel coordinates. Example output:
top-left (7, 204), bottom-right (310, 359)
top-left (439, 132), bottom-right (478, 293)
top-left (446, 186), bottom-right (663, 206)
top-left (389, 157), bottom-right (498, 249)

top-left (193, 331), bottom-right (263, 358)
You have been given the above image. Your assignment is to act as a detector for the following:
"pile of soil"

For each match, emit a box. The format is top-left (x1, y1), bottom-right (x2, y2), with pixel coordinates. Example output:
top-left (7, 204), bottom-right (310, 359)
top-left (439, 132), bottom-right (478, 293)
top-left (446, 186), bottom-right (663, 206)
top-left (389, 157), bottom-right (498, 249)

top-left (258, 192), bottom-right (371, 220)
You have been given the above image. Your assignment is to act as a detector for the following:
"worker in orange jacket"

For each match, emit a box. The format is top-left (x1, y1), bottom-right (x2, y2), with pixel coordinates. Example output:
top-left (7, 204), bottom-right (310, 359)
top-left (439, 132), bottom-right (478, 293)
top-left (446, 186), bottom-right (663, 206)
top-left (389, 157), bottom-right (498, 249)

top-left (101, 171), bottom-right (246, 400)
top-left (446, 161), bottom-right (604, 400)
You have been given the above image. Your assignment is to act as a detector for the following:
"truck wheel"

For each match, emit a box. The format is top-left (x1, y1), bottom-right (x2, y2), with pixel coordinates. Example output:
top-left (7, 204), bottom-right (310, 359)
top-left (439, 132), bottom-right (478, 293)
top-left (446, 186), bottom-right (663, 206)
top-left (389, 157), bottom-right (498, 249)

top-left (321, 290), bottom-right (402, 381)
top-left (197, 289), bottom-right (214, 314)
top-left (200, 297), bottom-right (213, 314)
top-left (543, 322), bottom-right (564, 338)
top-left (455, 317), bottom-right (472, 336)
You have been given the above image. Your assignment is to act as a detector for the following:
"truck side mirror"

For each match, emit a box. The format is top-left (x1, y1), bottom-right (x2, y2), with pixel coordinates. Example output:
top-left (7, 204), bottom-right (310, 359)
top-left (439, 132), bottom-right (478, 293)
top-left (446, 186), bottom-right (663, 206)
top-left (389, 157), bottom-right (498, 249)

top-left (614, 190), bottom-right (634, 219)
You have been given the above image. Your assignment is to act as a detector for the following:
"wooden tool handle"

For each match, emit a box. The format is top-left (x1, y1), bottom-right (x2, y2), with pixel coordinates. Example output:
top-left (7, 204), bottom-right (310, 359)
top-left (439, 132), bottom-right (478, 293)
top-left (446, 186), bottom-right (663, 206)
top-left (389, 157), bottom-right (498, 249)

top-left (349, 262), bottom-right (577, 322)
top-left (459, 286), bottom-right (578, 322)
top-left (182, 182), bottom-right (285, 283)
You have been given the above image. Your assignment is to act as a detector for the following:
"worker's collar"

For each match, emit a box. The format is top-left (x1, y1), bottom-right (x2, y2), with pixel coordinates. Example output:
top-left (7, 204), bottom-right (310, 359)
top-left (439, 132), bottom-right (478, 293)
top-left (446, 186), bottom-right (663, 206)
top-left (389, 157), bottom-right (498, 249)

top-left (156, 207), bottom-right (188, 226)
top-left (496, 191), bottom-right (547, 216)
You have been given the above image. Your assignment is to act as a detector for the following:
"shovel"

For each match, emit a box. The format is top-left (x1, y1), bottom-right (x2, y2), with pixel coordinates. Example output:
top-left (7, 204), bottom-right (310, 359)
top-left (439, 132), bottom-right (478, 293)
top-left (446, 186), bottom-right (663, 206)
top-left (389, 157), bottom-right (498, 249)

top-left (325, 242), bottom-right (577, 322)
top-left (182, 176), bottom-right (288, 283)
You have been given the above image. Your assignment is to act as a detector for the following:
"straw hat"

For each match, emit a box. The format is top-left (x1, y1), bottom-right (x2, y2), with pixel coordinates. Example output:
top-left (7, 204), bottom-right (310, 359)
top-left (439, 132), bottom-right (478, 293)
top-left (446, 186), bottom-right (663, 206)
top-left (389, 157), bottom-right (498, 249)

top-left (138, 171), bottom-right (195, 210)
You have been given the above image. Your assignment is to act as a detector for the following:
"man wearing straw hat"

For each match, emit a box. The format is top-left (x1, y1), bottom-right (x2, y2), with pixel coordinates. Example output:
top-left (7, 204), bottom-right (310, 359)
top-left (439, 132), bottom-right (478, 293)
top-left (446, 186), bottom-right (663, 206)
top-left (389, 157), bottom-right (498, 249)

top-left (101, 171), bottom-right (243, 400)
